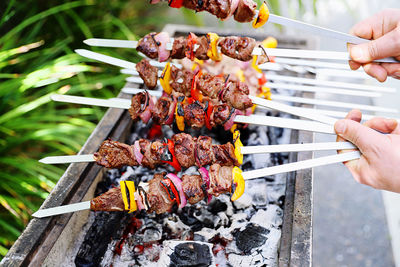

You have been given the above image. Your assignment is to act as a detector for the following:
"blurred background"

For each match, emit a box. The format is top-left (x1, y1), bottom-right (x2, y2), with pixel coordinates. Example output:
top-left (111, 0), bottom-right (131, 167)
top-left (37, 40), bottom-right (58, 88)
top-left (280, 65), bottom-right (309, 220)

top-left (0, 0), bottom-right (399, 265)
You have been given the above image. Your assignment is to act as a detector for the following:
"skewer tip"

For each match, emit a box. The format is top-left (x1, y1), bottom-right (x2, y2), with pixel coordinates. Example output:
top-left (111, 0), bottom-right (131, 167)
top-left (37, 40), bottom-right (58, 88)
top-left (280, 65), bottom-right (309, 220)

top-left (83, 39), bottom-right (93, 46)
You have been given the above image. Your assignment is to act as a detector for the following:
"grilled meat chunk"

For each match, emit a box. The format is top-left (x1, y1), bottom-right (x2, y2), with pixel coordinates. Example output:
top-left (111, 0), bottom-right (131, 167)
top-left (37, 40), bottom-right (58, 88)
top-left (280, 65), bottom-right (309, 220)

top-left (194, 35), bottom-right (210, 60)
top-left (94, 140), bottom-right (138, 169)
top-left (196, 73), bottom-right (225, 99)
top-left (182, 0), bottom-right (231, 19)
top-left (171, 36), bottom-right (188, 59)
top-left (170, 65), bottom-right (194, 96)
top-left (181, 174), bottom-right (206, 204)
top-left (128, 92), bottom-right (149, 121)
top-left (148, 173), bottom-right (175, 214)
top-left (90, 187), bottom-right (125, 211)
top-left (172, 133), bottom-right (196, 168)
top-left (136, 32), bottom-right (159, 59)
top-left (152, 96), bottom-right (172, 124)
top-left (212, 104), bottom-right (232, 125)
top-left (219, 36), bottom-right (256, 61)
top-left (136, 59), bottom-right (158, 89)
top-left (195, 136), bottom-right (214, 167)
top-left (234, 0), bottom-right (257, 22)
top-left (139, 139), bottom-right (164, 169)
top-left (212, 143), bottom-right (239, 166)
top-left (208, 164), bottom-right (233, 196)
top-left (221, 80), bottom-right (253, 110)
top-left (183, 101), bottom-right (205, 129)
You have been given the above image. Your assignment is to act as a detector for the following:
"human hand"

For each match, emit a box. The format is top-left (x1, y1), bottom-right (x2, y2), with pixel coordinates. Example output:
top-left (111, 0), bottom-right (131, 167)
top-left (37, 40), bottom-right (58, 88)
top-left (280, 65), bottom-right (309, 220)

top-left (335, 109), bottom-right (400, 193)
top-left (348, 9), bottom-right (400, 82)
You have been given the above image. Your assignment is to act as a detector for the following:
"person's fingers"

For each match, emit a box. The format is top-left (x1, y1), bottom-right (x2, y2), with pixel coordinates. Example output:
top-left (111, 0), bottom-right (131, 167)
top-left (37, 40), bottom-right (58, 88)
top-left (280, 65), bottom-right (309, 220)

top-left (362, 63), bottom-right (388, 82)
top-left (334, 118), bottom-right (385, 154)
top-left (336, 109), bottom-right (362, 143)
top-left (380, 62), bottom-right (400, 79)
top-left (363, 117), bottom-right (398, 133)
top-left (348, 60), bottom-right (361, 70)
top-left (349, 27), bottom-right (400, 63)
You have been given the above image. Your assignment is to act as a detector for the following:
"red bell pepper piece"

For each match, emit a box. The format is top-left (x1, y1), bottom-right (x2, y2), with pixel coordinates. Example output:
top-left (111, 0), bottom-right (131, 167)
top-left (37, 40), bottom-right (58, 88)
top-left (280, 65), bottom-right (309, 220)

top-left (160, 178), bottom-right (181, 205)
top-left (185, 33), bottom-right (197, 61)
top-left (162, 139), bottom-right (182, 172)
top-left (205, 101), bottom-right (214, 130)
top-left (191, 70), bottom-right (203, 101)
top-left (168, 0), bottom-right (183, 8)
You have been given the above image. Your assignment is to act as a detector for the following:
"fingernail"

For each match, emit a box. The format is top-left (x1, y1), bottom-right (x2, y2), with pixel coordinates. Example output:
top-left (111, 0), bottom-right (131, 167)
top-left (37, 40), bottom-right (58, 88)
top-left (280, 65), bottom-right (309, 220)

top-left (392, 71), bottom-right (400, 79)
top-left (350, 46), bottom-right (366, 61)
top-left (335, 120), bottom-right (346, 134)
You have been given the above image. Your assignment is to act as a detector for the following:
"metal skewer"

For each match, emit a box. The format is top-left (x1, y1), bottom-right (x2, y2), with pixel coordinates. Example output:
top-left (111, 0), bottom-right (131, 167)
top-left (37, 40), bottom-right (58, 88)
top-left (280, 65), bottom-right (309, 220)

top-left (50, 94), bottom-right (336, 133)
top-left (40, 141), bottom-right (356, 165)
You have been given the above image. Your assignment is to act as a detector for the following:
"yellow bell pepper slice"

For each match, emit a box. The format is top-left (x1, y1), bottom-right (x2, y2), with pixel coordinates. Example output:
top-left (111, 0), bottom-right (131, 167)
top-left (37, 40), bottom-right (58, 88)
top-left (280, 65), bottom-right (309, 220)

top-left (231, 167), bottom-right (245, 201)
top-left (160, 62), bottom-right (172, 94)
top-left (120, 181), bottom-right (137, 213)
top-left (252, 2), bottom-right (269, 29)
top-left (258, 86), bottom-right (272, 100)
top-left (175, 98), bottom-right (185, 131)
top-left (252, 55), bottom-right (262, 73)
top-left (233, 130), bottom-right (243, 165)
top-left (262, 36), bottom-right (278, 48)
top-left (206, 33), bottom-right (222, 61)
top-left (236, 69), bottom-right (246, 82)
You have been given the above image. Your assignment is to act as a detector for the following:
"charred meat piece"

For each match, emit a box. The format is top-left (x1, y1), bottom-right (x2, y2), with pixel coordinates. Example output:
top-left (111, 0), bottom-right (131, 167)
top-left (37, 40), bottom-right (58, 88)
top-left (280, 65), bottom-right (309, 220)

top-left (136, 32), bottom-right (159, 59)
top-left (171, 36), bottom-right (188, 59)
top-left (219, 36), bottom-right (256, 61)
top-left (172, 133), bottom-right (196, 168)
top-left (128, 92), bottom-right (149, 122)
top-left (194, 35), bottom-right (210, 60)
top-left (208, 164), bottom-right (233, 196)
top-left (183, 101), bottom-right (205, 129)
top-left (221, 81), bottom-right (253, 110)
top-left (170, 65), bottom-right (194, 96)
top-left (139, 139), bottom-right (163, 169)
top-left (195, 136), bottom-right (215, 167)
top-left (181, 174), bottom-right (206, 204)
top-left (94, 140), bottom-right (138, 169)
top-left (152, 96), bottom-right (172, 124)
top-left (196, 73), bottom-right (225, 99)
top-left (148, 173), bottom-right (175, 214)
top-left (136, 59), bottom-right (158, 89)
top-left (212, 103), bottom-right (232, 125)
top-left (182, 0), bottom-right (231, 19)
top-left (90, 187), bottom-right (125, 211)
top-left (234, 0), bottom-right (257, 22)
top-left (212, 143), bottom-right (239, 166)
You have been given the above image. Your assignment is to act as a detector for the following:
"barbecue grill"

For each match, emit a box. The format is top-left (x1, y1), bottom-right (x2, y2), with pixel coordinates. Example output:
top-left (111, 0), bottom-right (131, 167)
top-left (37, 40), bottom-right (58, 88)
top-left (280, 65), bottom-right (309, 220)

top-left (2, 24), bottom-right (315, 267)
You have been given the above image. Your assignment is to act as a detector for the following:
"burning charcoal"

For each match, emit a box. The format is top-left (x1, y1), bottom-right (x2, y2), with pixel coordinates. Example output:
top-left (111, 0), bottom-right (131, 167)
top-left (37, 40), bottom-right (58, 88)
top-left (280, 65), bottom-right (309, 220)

top-left (193, 227), bottom-right (218, 242)
top-left (245, 179), bottom-right (269, 208)
top-left (251, 206), bottom-right (283, 229)
top-left (233, 223), bottom-right (270, 255)
top-left (233, 192), bottom-right (252, 210)
top-left (158, 241), bottom-right (214, 267)
top-left (207, 199), bottom-right (227, 215)
top-left (179, 206), bottom-right (203, 231)
top-left (163, 214), bottom-right (192, 240)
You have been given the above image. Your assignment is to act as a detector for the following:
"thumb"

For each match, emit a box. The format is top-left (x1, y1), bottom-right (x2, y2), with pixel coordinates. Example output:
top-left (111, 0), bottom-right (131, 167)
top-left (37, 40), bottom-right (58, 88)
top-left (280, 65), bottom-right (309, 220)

top-left (349, 27), bottom-right (400, 63)
top-left (335, 119), bottom-right (383, 153)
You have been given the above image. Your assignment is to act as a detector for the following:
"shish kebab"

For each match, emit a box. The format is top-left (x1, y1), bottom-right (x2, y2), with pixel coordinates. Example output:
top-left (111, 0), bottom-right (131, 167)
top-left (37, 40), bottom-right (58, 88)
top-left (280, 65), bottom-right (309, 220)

top-left (75, 49), bottom-right (399, 114)
top-left (39, 131), bottom-right (357, 167)
top-left (33, 150), bottom-right (361, 218)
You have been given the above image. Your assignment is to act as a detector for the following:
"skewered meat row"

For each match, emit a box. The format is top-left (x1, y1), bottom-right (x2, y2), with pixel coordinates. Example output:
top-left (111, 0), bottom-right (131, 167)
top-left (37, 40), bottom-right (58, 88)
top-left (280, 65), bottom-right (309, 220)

top-left (149, 0), bottom-right (258, 24)
top-left (136, 32), bottom-right (257, 62)
top-left (90, 163), bottom-right (245, 214)
top-left (135, 59), bottom-right (253, 110)
top-left (94, 132), bottom-right (240, 171)
top-left (127, 91), bottom-right (246, 131)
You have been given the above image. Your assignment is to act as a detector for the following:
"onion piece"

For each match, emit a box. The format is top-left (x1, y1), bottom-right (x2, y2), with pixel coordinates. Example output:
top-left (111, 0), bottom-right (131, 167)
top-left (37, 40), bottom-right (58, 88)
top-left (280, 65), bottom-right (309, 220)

top-left (166, 173), bottom-right (187, 209)
top-left (198, 167), bottom-right (210, 189)
top-left (154, 32), bottom-right (171, 62)
top-left (134, 191), bottom-right (145, 211)
top-left (133, 141), bottom-right (144, 165)
top-left (223, 109), bottom-right (238, 130)
top-left (140, 96), bottom-right (154, 123)
top-left (164, 97), bottom-right (177, 125)
top-left (226, 0), bottom-right (240, 19)
top-left (149, 0), bottom-right (161, 3)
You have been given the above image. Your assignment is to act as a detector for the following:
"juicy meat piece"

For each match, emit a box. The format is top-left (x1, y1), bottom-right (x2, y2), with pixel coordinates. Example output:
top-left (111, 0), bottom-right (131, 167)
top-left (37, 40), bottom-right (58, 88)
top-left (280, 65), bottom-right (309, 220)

top-left (90, 187), bottom-right (125, 211)
top-left (170, 65), bottom-right (194, 96)
top-left (128, 92), bottom-right (148, 121)
top-left (208, 164), bottom-right (233, 196)
top-left (195, 136), bottom-right (214, 167)
top-left (182, 0), bottom-right (231, 19)
top-left (171, 36), bottom-right (188, 59)
top-left (234, 0), bottom-right (257, 22)
top-left (94, 140), bottom-right (138, 168)
top-left (136, 59), bottom-right (158, 89)
top-left (139, 139), bottom-right (163, 169)
top-left (152, 96), bottom-right (172, 124)
top-left (213, 103), bottom-right (232, 125)
top-left (194, 36), bottom-right (209, 60)
top-left (212, 143), bottom-right (239, 166)
top-left (221, 81), bottom-right (253, 110)
top-left (148, 173), bottom-right (175, 214)
top-left (181, 174), bottom-right (206, 205)
top-left (183, 101), bottom-right (205, 129)
top-left (172, 133), bottom-right (196, 168)
top-left (219, 36), bottom-right (256, 61)
top-left (196, 73), bottom-right (225, 99)
top-left (136, 32), bottom-right (159, 59)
